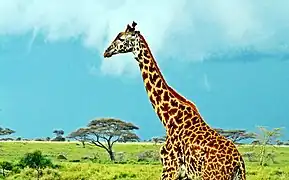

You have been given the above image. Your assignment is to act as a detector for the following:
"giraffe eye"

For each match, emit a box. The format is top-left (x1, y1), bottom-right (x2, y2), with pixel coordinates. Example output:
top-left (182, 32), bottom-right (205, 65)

top-left (118, 37), bottom-right (125, 41)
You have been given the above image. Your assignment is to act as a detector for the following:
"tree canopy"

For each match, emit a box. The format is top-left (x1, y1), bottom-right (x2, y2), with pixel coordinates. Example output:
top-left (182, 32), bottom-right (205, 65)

top-left (18, 150), bottom-right (54, 179)
top-left (67, 128), bottom-right (89, 148)
top-left (251, 126), bottom-right (283, 166)
top-left (68, 118), bottom-right (140, 161)
top-left (52, 129), bottom-right (65, 141)
top-left (0, 127), bottom-right (15, 136)
top-left (214, 128), bottom-right (256, 144)
top-left (53, 129), bottom-right (64, 136)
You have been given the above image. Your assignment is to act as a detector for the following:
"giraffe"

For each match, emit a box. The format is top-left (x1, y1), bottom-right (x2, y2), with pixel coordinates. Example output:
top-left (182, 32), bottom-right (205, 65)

top-left (103, 22), bottom-right (246, 180)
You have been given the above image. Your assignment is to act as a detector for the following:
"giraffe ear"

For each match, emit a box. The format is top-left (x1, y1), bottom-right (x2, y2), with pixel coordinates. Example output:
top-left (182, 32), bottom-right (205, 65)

top-left (125, 24), bottom-right (132, 32)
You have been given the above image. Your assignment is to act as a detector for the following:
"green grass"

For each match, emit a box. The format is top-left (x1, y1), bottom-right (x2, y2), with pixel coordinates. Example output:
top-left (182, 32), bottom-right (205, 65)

top-left (1, 142), bottom-right (289, 179)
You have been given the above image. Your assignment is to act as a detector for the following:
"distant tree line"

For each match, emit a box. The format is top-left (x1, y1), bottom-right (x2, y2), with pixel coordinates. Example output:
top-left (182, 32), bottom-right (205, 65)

top-left (2, 117), bottom-right (289, 165)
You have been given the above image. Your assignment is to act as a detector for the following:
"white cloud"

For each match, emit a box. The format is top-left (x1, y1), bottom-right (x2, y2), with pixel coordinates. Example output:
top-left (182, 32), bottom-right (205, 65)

top-left (0, 0), bottom-right (288, 75)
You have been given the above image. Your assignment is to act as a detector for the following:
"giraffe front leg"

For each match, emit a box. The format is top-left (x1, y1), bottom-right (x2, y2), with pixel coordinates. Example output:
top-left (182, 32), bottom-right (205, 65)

top-left (160, 145), bottom-right (187, 180)
top-left (160, 157), bottom-right (179, 179)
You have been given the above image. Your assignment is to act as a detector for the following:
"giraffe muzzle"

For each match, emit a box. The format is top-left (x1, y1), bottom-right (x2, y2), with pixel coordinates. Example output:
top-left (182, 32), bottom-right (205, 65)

top-left (103, 51), bottom-right (112, 58)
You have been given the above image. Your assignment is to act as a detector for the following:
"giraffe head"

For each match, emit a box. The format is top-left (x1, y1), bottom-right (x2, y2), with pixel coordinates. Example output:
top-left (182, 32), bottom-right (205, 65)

top-left (104, 21), bottom-right (140, 58)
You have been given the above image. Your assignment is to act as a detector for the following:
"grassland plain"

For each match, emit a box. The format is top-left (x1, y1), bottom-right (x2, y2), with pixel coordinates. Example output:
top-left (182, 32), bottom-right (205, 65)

top-left (0, 141), bottom-right (289, 180)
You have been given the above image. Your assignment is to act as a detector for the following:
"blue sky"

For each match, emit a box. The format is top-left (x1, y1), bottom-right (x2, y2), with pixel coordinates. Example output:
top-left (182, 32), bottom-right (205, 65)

top-left (0, 0), bottom-right (289, 140)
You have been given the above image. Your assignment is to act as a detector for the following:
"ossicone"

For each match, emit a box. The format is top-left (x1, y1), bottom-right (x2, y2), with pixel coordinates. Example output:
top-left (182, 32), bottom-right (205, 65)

top-left (126, 21), bottom-right (138, 32)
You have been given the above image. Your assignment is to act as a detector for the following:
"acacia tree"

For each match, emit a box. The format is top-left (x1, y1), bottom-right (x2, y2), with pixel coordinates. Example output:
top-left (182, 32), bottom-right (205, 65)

top-left (0, 127), bottom-right (15, 139)
top-left (151, 136), bottom-right (166, 145)
top-left (251, 126), bottom-right (283, 166)
top-left (68, 118), bottom-right (140, 161)
top-left (52, 129), bottom-right (65, 141)
top-left (214, 128), bottom-right (256, 144)
top-left (53, 129), bottom-right (64, 137)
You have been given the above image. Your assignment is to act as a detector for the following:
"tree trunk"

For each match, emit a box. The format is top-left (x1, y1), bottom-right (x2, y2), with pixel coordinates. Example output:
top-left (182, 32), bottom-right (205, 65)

top-left (82, 141), bottom-right (85, 148)
top-left (259, 145), bottom-right (266, 166)
top-left (108, 150), bottom-right (115, 161)
top-left (2, 168), bottom-right (5, 177)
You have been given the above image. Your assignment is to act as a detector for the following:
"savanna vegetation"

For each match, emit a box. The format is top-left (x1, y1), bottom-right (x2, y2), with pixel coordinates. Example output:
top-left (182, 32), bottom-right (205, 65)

top-left (0, 118), bottom-right (289, 180)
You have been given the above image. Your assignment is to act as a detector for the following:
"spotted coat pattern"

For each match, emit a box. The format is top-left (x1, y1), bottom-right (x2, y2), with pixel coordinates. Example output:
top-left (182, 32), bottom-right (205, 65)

top-left (104, 22), bottom-right (246, 180)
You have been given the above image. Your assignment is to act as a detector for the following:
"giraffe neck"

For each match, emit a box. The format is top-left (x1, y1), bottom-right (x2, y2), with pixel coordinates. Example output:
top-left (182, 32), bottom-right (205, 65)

top-left (133, 34), bottom-right (201, 128)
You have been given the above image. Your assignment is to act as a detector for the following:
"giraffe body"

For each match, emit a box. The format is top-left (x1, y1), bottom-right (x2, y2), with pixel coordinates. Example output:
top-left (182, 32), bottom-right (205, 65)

top-left (104, 22), bottom-right (246, 180)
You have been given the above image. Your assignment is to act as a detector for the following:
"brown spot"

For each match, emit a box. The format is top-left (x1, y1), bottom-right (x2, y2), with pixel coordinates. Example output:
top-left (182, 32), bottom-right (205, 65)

top-left (138, 53), bottom-right (142, 59)
top-left (168, 108), bottom-right (178, 115)
top-left (163, 91), bottom-right (170, 101)
top-left (160, 147), bottom-right (168, 155)
top-left (143, 49), bottom-right (150, 58)
top-left (143, 58), bottom-right (149, 64)
top-left (179, 104), bottom-right (186, 110)
top-left (155, 95), bottom-right (161, 104)
top-left (142, 72), bottom-right (148, 80)
top-left (174, 111), bottom-right (183, 123)
top-left (170, 99), bottom-right (178, 107)
top-left (184, 113), bottom-right (193, 121)
top-left (202, 126), bottom-right (208, 132)
top-left (139, 63), bottom-right (143, 69)
top-left (149, 74), bottom-right (155, 84)
top-left (184, 120), bottom-right (192, 129)
top-left (144, 65), bottom-right (148, 70)
top-left (157, 89), bottom-right (163, 95)
top-left (155, 79), bottom-right (162, 88)
top-left (204, 131), bottom-right (210, 138)
top-left (168, 122), bottom-right (178, 134)
top-left (225, 140), bottom-right (231, 146)
top-left (227, 147), bottom-right (233, 155)
top-left (152, 89), bottom-right (161, 104)
top-left (149, 63), bottom-right (155, 72)
top-left (151, 73), bottom-right (159, 82)
top-left (173, 144), bottom-right (182, 153)
top-left (219, 144), bottom-right (225, 150)
top-left (161, 81), bottom-right (166, 89)
top-left (161, 103), bottom-right (170, 111)
top-left (156, 107), bottom-right (162, 119)
top-left (146, 82), bottom-right (152, 91)
top-left (163, 112), bottom-right (169, 120)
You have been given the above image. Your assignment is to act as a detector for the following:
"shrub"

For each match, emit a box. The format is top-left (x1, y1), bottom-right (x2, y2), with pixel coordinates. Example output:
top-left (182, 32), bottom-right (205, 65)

top-left (6, 167), bottom-right (61, 180)
top-left (17, 150), bottom-right (54, 179)
top-left (0, 161), bottom-right (13, 177)
top-left (137, 150), bottom-right (160, 162)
